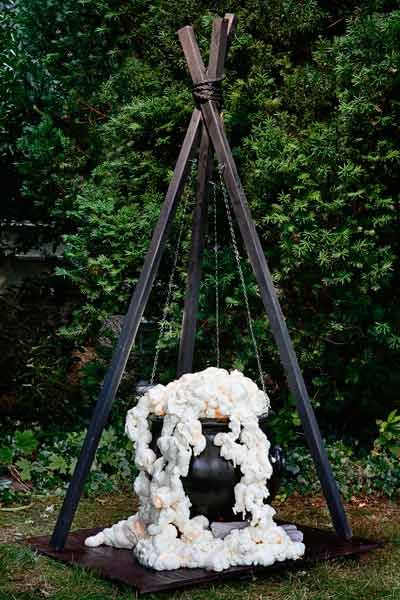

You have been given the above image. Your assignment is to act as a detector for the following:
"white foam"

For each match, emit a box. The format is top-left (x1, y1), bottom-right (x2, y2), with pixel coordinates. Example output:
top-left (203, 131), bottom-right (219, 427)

top-left (85, 367), bottom-right (305, 570)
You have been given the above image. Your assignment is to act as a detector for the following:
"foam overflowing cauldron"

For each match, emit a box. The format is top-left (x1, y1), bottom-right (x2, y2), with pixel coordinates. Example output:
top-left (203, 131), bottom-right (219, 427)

top-left (150, 414), bottom-right (284, 522)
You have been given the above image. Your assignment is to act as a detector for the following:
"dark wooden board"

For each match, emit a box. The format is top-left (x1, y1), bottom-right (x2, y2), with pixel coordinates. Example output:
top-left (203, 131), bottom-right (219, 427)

top-left (23, 524), bottom-right (382, 595)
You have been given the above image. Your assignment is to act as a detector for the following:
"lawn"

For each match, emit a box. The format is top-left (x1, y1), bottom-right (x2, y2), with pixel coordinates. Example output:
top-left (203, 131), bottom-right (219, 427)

top-left (0, 493), bottom-right (399, 600)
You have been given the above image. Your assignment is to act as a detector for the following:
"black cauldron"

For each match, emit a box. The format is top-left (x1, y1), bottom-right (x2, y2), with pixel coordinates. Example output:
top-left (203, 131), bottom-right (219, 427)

top-left (149, 414), bottom-right (284, 522)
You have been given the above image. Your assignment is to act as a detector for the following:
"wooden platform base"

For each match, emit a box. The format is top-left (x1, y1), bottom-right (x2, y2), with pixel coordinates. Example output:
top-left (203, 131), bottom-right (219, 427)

top-left (23, 524), bottom-right (381, 595)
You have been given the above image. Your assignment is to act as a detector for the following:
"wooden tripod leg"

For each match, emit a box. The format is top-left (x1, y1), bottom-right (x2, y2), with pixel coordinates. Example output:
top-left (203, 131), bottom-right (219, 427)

top-left (177, 122), bottom-right (212, 376)
top-left (205, 104), bottom-right (352, 540)
top-left (50, 109), bottom-right (201, 550)
top-left (178, 27), bottom-right (352, 540)
top-left (177, 16), bottom-right (235, 376)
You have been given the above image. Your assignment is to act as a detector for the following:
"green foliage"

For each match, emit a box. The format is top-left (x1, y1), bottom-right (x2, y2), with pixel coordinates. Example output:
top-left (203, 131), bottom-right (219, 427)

top-left (0, 429), bottom-right (38, 466)
top-left (16, 115), bottom-right (85, 224)
top-left (374, 409), bottom-right (400, 457)
top-left (283, 407), bottom-right (400, 499)
top-left (0, 276), bottom-right (82, 423)
top-left (283, 439), bottom-right (400, 500)
top-left (0, 2), bottom-right (26, 158)
top-left (2, 1), bottom-right (400, 439)
top-left (1, 421), bottom-right (398, 507)
top-left (240, 9), bottom-right (400, 433)
top-left (0, 423), bottom-right (135, 505)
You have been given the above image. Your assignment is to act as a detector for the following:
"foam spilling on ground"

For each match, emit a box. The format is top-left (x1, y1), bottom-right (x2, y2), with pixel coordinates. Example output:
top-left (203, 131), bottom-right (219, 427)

top-left (85, 367), bottom-right (305, 571)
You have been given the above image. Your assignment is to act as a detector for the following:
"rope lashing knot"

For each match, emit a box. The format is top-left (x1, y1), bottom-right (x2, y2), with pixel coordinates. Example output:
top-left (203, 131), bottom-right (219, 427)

top-left (192, 77), bottom-right (223, 109)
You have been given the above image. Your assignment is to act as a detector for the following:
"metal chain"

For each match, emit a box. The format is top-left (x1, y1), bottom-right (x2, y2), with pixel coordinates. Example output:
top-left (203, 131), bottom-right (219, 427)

top-left (150, 159), bottom-right (196, 385)
top-left (211, 181), bottom-right (220, 368)
top-left (217, 164), bottom-right (267, 398)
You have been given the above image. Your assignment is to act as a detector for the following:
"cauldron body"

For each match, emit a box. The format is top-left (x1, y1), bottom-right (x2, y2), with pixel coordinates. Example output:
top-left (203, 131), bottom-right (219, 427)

top-left (149, 415), bottom-right (284, 522)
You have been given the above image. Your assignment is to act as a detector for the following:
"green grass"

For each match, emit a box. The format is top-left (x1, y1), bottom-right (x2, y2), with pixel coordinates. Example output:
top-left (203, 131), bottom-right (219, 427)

top-left (0, 494), bottom-right (399, 600)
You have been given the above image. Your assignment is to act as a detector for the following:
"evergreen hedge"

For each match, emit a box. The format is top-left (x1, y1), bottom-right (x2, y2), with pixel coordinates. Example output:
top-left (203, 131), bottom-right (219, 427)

top-left (1, 1), bottom-right (400, 438)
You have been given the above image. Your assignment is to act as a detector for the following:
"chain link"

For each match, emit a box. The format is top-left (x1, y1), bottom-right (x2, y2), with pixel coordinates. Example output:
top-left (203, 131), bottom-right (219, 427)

top-left (217, 164), bottom-right (268, 399)
top-left (211, 181), bottom-right (220, 368)
top-left (150, 159), bottom-right (196, 385)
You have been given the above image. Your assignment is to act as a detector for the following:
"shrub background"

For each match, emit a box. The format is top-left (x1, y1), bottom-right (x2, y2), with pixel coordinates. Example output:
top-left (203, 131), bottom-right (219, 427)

top-left (1, 1), bottom-right (400, 444)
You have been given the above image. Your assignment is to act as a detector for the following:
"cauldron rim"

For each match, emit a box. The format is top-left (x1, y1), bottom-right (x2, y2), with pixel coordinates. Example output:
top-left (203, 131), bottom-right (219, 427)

top-left (149, 412), bottom-right (270, 429)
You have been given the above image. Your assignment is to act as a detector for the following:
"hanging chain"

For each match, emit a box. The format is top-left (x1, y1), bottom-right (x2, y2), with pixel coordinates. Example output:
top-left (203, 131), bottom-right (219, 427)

top-left (211, 181), bottom-right (220, 368)
top-left (150, 160), bottom-right (196, 385)
top-left (217, 164), bottom-right (267, 398)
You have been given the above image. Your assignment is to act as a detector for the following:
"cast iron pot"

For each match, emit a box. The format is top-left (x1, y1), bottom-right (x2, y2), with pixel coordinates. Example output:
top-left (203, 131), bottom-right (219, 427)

top-left (149, 414), bottom-right (284, 522)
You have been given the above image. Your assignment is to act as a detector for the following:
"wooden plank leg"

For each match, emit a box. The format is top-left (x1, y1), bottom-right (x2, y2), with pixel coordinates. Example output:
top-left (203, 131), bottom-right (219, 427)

top-left (178, 26), bottom-right (352, 540)
top-left (177, 122), bottom-right (212, 376)
top-left (177, 16), bottom-right (235, 376)
top-left (50, 109), bottom-right (202, 550)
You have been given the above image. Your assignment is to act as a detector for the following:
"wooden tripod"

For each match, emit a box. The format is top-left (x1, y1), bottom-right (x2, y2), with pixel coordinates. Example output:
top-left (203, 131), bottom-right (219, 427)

top-left (50, 14), bottom-right (352, 551)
